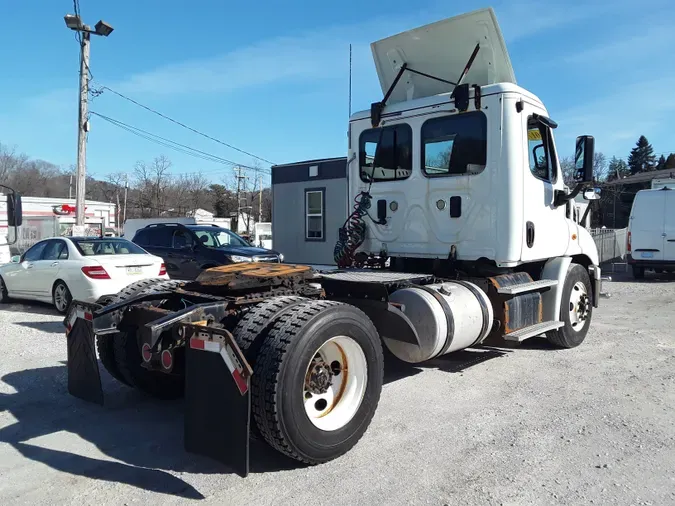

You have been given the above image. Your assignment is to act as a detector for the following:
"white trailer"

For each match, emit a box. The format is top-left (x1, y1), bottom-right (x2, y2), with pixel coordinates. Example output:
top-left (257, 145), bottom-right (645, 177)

top-left (253, 222), bottom-right (272, 249)
top-left (65, 7), bottom-right (603, 475)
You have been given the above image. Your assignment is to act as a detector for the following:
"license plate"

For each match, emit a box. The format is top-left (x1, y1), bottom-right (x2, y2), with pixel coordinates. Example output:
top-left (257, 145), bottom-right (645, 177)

top-left (640, 252), bottom-right (654, 259)
top-left (126, 266), bottom-right (142, 275)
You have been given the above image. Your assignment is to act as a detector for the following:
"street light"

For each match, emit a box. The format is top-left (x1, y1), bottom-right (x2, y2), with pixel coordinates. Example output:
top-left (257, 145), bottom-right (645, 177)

top-left (63, 13), bottom-right (114, 230)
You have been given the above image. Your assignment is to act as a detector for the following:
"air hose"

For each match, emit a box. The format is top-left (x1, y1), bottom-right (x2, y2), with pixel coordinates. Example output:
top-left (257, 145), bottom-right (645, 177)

top-left (334, 189), bottom-right (374, 268)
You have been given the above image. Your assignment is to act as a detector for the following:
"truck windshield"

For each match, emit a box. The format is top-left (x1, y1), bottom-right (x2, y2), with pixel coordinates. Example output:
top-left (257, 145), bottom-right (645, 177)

top-left (190, 227), bottom-right (249, 248)
top-left (359, 124), bottom-right (413, 182)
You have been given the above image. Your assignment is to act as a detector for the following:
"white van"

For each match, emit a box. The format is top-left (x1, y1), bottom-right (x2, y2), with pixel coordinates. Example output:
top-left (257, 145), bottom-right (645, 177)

top-left (627, 187), bottom-right (675, 278)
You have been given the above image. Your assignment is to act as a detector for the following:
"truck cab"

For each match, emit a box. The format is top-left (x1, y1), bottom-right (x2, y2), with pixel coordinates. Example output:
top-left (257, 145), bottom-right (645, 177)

top-left (346, 8), bottom-right (599, 275)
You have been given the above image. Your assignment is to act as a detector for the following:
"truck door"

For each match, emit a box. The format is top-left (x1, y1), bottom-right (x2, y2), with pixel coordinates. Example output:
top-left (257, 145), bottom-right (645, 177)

top-left (520, 106), bottom-right (570, 262)
top-left (663, 190), bottom-right (675, 262)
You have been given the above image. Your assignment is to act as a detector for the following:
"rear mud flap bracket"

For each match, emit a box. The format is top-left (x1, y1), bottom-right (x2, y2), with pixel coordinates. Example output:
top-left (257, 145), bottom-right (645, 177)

top-left (182, 324), bottom-right (253, 478)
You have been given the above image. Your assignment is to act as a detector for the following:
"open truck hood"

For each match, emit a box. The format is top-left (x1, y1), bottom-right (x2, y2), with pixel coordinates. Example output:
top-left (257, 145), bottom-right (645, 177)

top-left (370, 7), bottom-right (516, 104)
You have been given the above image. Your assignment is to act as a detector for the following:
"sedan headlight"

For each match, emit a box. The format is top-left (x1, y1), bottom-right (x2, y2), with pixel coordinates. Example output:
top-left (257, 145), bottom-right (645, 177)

top-left (228, 255), bottom-right (253, 263)
top-left (278, 253), bottom-right (284, 262)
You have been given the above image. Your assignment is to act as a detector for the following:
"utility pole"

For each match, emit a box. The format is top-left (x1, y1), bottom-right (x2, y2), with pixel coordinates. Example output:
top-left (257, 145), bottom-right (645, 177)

top-left (234, 167), bottom-right (246, 234)
top-left (75, 31), bottom-right (90, 228)
top-left (69, 173), bottom-right (73, 199)
top-left (123, 174), bottom-right (128, 226)
top-left (258, 174), bottom-right (263, 222)
top-left (64, 13), bottom-right (114, 230)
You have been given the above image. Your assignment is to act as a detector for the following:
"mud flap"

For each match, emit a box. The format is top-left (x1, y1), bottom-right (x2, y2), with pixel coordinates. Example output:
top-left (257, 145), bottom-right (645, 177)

top-left (182, 324), bottom-right (253, 478)
top-left (65, 303), bottom-right (103, 405)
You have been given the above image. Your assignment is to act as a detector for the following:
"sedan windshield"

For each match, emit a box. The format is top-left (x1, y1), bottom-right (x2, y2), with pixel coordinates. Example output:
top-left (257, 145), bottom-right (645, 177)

top-left (190, 228), bottom-right (249, 248)
top-left (73, 238), bottom-right (147, 256)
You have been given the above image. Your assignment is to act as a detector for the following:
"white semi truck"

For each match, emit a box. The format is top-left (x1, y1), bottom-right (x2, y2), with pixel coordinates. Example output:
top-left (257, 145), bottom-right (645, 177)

top-left (64, 7), bottom-right (602, 477)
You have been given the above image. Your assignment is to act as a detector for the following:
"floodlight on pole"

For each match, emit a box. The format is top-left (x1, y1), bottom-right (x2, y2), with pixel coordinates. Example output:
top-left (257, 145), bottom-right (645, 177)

top-left (64, 14), bottom-right (83, 31)
top-left (94, 20), bottom-right (114, 37)
top-left (63, 12), bottom-right (114, 229)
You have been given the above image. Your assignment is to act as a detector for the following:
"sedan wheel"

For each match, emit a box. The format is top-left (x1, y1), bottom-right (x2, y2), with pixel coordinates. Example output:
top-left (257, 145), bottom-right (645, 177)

top-left (53, 281), bottom-right (72, 314)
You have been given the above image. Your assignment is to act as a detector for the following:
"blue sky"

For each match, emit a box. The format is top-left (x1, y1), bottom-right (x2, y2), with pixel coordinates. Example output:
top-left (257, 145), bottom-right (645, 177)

top-left (0, 0), bottom-right (674, 186)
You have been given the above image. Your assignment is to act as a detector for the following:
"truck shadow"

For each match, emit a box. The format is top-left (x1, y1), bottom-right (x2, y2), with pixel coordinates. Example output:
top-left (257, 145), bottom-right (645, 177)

top-left (14, 320), bottom-right (65, 334)
top-left (383, 347), bottom-right (511, 383)
top-left (0, 363), bottom-right (301, 500)
top-left (1, 347), bottom-right (514, 498)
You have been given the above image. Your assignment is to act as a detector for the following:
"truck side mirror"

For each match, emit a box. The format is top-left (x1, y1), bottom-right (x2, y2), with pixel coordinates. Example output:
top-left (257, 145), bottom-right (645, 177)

top-left (7, 193), bottom-right (22, 227)
top-left (574, 135), bottom-right (595, 183)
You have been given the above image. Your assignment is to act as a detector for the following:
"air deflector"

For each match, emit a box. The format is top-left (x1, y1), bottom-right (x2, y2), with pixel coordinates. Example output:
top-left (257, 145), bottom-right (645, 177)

top-left (370, 7), bottom-right (516, 105)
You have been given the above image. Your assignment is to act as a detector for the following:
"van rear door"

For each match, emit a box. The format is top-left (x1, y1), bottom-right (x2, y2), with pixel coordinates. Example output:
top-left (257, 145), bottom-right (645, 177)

top-left (663, 190), bottom-right (675, 261)
top-left (630, 190), bottom-right (666, 261)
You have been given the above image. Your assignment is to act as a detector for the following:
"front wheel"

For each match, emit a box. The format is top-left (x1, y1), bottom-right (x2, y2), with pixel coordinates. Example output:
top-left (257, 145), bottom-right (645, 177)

top-left (547, 263), bottom-right (593, 349)
top-left (252, 300), bottom-right (384, 464)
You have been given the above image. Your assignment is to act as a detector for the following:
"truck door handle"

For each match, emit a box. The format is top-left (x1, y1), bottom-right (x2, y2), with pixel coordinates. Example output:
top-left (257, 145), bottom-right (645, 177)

top-left (51, 262), bottom-right (59, 267)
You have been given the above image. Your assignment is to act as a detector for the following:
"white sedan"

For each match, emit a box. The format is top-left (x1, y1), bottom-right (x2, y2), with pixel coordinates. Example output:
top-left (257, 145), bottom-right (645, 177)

top-left (0, 236), bottom-right (168, 314)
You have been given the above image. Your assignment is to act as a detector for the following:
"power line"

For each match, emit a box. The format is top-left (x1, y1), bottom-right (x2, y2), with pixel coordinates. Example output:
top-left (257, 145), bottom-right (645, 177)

top-left (90, 111), bottom-right (271, 175)
top-left (96, 86), bottom-right (276, 166)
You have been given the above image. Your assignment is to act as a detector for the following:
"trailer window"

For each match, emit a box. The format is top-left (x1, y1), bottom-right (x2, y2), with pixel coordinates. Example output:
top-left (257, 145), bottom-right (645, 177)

top-left (305, 189), bottom-right (324, 240)
top-left (359, 124), bottom-right (412, 182)
top-left (421, 111), bottom-right (487, 176)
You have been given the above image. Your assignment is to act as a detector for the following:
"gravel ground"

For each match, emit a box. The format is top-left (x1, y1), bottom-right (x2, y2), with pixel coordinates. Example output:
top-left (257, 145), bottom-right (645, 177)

top-left (1, 271), bottom-right (674, 505)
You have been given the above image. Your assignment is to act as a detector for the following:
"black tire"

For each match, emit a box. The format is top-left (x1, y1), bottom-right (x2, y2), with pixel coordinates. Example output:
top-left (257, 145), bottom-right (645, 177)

top-left (632, 265), bottom-right (645, 279)
top-left (96, 278), bottom-right (182, 389)
top-left (52, 280), bottom-right (72, 315)
top-left (547, 264), bottom-right (593, 349)
top-left (232, 295), bottom-right (309, 362)
top-left (252, 300), bottom-right (384, 464)
top-left (0, 276), bottom-right (9, 303)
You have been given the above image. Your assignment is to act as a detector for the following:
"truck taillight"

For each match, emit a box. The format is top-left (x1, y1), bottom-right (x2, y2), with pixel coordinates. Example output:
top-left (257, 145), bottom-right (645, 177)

top-left (159, 263), bottom-right (167, 276)
top-left (627, 231), bottom-right (631, 253)
top-left (81, 266), bottom-right (111, 279)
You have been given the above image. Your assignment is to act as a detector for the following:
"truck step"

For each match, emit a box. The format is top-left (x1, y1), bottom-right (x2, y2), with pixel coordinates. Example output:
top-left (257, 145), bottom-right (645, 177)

top-left (497, 279), bottom-right (558, 295)
top-left (504, 320), bottom-right (564, 342)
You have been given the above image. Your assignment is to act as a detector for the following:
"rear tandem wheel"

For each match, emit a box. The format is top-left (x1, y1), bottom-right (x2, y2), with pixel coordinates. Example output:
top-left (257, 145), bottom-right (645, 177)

top-left (251, 300), bottom-right (384, 464)
top-left (95, 278), bottom-right (183, 396)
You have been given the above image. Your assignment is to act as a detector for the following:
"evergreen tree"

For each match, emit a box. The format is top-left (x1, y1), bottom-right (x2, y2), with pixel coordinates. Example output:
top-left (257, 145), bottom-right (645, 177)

top-left (627, 135), bottom-right (656, 174)
top-left (656, 154), bottom-right (667, 170)
top-left (607, 156), bottom-right (630, 181)
top-left (665, 153), bottom-right (675, 170)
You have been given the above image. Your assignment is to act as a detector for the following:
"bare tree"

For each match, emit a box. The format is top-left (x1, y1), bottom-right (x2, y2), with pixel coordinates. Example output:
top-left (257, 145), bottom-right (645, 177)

top-left (133, 155), bottom-right (173, 217)
top-left (0, 143), bottom-right (28, 182)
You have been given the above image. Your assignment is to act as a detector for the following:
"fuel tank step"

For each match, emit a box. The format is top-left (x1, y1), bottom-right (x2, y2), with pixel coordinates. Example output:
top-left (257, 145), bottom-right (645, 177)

top-left (497, 279), bottom-right (558, 295)
top-left (504, 320), bottom-right (564, 342)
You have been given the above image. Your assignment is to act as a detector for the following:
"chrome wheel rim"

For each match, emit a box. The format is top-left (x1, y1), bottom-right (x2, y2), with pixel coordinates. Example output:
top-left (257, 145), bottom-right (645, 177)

top-left (569, 281), bottom-right (590, 331)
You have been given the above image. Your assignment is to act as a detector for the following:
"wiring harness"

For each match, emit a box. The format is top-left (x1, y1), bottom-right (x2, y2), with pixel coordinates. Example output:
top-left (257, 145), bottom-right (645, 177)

top-left (334, 190), bottom-right (374, 268)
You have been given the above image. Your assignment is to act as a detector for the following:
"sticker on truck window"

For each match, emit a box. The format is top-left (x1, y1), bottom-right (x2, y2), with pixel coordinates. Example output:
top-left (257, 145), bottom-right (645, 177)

top-left (528, 129), bottom-right (542, 141)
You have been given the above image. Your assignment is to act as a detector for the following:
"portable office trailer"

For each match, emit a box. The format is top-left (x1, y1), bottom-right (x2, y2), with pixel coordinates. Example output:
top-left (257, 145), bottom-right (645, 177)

top-left (271, 157), bottom-right (347, 266)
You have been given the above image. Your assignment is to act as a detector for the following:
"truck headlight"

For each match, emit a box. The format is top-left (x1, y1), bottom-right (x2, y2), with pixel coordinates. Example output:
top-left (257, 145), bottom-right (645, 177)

top-left (228, 255), bottom-right (253, 263)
